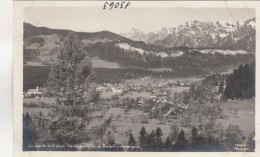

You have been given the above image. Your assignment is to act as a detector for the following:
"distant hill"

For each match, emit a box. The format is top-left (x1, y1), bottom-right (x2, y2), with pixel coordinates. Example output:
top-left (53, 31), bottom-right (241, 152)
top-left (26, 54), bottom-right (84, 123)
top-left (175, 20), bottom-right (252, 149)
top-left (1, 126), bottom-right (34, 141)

top-left (24, 23), bottom-right (130, 42)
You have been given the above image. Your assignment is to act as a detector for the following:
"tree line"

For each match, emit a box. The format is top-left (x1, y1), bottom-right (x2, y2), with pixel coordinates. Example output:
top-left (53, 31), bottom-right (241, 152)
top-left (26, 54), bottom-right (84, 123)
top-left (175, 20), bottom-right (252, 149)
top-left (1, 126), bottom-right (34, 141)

top-left (185, 61), bottom-right (255, 104)
top-left (223, 61), bottom-right (255, 100)
top-left (126, 126), bottom-right (255, 152)
top-left (84, 42), bottom-right (254, 74)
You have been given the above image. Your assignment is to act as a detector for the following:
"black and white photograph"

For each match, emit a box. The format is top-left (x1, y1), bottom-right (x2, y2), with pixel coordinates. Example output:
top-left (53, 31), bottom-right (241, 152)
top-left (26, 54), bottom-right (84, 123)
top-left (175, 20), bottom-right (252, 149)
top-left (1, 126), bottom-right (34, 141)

top-left (21, 6), bottom-right (255, 152)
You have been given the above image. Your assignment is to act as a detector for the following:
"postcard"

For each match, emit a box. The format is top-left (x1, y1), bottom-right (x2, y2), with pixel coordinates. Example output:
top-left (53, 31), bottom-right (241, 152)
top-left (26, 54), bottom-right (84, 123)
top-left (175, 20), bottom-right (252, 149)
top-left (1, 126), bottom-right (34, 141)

top-left (13, 1), bottom-right (259, 157)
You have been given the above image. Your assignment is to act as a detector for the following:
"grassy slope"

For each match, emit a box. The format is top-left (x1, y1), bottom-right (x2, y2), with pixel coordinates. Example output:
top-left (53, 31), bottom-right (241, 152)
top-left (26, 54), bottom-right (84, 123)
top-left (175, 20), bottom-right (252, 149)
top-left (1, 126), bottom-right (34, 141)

top-left (217, 99), bottom-right (255, 137)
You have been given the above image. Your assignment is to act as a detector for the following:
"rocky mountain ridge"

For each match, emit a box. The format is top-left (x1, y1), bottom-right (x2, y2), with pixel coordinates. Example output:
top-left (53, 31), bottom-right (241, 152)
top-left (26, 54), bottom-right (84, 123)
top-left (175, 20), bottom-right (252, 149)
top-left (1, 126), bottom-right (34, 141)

top-left (121, 18), bottom-right (255, 51)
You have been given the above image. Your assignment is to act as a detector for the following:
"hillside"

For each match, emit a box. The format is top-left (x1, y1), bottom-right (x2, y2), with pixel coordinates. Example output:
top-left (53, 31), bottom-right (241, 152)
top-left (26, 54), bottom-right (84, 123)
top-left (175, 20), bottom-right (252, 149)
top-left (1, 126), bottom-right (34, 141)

top-left (24, 23), bottom-right (130, 42)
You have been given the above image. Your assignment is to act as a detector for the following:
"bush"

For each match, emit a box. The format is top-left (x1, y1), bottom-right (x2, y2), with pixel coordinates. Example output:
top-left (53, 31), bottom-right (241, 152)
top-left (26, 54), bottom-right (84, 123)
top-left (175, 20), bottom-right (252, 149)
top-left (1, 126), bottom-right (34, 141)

top-left (139, 115), bottom-right (148, 124)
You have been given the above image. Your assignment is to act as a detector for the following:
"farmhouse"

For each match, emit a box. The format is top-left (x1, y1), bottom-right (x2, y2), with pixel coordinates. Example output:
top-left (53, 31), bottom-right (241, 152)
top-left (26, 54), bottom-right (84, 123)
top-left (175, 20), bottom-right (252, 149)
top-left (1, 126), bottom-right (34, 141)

top-left (164, 109), bottom-right (177, 119)
top-left (26, 86), bottom-right (41, 97)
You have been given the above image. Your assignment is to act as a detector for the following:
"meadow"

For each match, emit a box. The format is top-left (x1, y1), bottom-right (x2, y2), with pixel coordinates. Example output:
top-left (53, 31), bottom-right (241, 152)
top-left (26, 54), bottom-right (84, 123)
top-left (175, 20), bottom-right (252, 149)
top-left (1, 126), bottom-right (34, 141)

top-left (102, 99), bottom-right (255, 146)
top-left (92, 57), bottom-right (121, 69)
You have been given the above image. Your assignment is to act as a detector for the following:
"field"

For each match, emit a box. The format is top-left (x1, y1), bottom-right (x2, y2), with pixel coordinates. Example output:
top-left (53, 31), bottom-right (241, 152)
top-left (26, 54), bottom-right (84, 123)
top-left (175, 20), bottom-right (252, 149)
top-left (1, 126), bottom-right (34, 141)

top-left (104, 107), bottom-right (172, 145)
top-left (23, 94), bottom-right (255, 151)
top-left (168, 87), bottom-right (190, 93)
top-left (217, 99), bottom-right (255, 137)
top-left (101, 99), bottom-right (255, 146)
top-left (92, 57), bottom-right (121, 69)
top-left (101, 91), bottom-right (123, 99)
top-left (24, 97), bottom-right (57, 105)
top-left (121, 92), bottom-right (151, 99)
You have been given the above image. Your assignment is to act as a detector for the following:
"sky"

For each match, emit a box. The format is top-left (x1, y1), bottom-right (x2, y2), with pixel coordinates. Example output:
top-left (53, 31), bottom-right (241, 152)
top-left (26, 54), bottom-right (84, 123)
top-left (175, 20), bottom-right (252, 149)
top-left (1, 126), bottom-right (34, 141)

top-left (24, 7), bottom-right (255, 34)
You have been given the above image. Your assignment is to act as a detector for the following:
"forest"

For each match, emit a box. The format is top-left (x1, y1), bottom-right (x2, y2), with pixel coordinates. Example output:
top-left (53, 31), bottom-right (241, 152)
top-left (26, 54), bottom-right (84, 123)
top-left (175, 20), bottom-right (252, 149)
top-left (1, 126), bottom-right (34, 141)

top-left (223, 61), bottom-right (255, 99)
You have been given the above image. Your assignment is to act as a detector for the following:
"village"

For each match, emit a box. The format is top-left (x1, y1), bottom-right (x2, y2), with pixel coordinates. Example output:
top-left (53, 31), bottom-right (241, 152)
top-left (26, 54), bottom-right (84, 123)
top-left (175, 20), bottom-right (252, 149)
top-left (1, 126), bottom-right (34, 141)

top-left (97, 76), bottom-right (192, 118)
top-left (23, 70), bottom-right (255, 151)
top-left (23, 75), bottom-right (247, 147)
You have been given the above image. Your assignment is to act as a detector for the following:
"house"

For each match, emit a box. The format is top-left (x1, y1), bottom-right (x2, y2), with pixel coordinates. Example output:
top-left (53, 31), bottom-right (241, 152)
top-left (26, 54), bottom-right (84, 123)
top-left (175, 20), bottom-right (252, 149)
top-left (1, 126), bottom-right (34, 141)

top-left (26, 86), bottom-right (41, 98)
top-left (164, 108), bottom-right (178, 119)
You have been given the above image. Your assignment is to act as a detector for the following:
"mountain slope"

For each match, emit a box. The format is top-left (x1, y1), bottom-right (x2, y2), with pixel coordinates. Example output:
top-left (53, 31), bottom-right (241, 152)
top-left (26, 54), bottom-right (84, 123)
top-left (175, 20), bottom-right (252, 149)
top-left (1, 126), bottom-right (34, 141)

top-left (24, 23), bottom-right (130, 42)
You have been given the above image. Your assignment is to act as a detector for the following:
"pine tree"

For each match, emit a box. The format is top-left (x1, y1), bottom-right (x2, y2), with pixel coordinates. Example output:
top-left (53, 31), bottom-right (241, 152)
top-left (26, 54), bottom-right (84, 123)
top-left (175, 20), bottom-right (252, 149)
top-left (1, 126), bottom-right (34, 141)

top-left (43, 34), bottom-right (109, 147)
top-left (190, 127), bottom-right (199, 149)
top-left (155, 127), bottom-right (164, 150)
top-left (223, 62), bottom-right (255, 100)
top-left (25, 112), bottom-right (30, 119)
top-left (144, 130), bottom-right (156, 151)
top-left (46, 33), bottom-right (96, 105)
top-left (128, 132), bottom-right (136, 146)
top-left (138, 126), bottom-right (147, 148)
top-left (173, 129), bottom-right (188, 151)
top-left (249, 61), bottom-right (255, 98)
top-left (207, 135), bottom-right (222, 151)
top-left (164, 137), bottom-right (172, 151)
top-left (197, 135), bottom-right (206, 151)
top-left (23, 113), bottom-right (37, 151)
top-left (190, 127), bottom-right (207, 151)
top-left (106, 131), bottom-right (115, 146)
top-left (169, 124), bottom-right (180, 141)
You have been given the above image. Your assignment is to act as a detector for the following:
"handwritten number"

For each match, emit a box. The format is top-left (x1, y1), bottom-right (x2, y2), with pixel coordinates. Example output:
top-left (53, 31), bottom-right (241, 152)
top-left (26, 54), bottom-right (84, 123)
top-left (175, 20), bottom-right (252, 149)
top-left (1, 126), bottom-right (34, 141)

top-left (109, 2), bottom-right (114, 10)
top-left (115, 2), bottom-right (119, 8)
top-left (124, 1), bottom-right (131, 9)
top-left (120, 2), bottom-right (125, 9)
top-left (103, 2), bottom-right (108, 9)
top-left (103, 1), bottom-right (131, 10)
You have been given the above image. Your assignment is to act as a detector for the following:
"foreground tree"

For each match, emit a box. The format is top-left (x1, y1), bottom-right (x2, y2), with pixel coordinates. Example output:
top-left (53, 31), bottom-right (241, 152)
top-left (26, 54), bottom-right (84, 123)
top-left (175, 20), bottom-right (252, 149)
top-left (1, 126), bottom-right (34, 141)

top-left (155, 127), bottom-right (164, 150)
top-left (169, 124), bottom-right (180, 141)
top-left (138, 126), bottom-right (147, 148)
top-left (190, 127), bottom-right (199, 149)
top-left (164, 137), bottom-right (172, 151)
top-left (173, 129), bottom-right (189, 151)
top-left (46, 33), bottom-right (96, 105)
top-left (207, 135), bottom-right (222, 151)
top-left (106, 130), bottom-right (115, 146)
top-left (41, 34), bottom-right (109, 149)
top-left (128, 131), bottom-right (138, 151)
top-left (144, 130), bottom-right (156, 151)
top-left (128, 132), bottom-right (136, 146)
top-left (190, 127), bottom-right (207, 151)
top-left (23, 113), bottom-right (37, 151)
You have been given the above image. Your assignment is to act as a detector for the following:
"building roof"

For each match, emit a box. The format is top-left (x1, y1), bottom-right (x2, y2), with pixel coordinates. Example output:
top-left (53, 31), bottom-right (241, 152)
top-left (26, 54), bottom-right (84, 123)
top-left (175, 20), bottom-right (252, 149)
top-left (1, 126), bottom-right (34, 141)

top-left (165, 109), bottom-right (177, 117)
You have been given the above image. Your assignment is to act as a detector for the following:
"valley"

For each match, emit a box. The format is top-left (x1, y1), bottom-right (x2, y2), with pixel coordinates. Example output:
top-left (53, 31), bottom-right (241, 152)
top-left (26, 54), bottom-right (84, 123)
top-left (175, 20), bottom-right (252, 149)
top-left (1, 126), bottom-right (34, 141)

top-left (23, 19), bottom-right (255, 152)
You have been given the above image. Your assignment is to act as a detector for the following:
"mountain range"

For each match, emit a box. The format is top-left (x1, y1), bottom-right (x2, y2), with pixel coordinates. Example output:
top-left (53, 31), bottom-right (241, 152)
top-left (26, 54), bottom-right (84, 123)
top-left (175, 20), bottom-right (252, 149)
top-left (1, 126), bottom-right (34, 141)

top-left (23, 21), bottom-right (255, 77)
top-left (121, 18), bottom-right (255, 51)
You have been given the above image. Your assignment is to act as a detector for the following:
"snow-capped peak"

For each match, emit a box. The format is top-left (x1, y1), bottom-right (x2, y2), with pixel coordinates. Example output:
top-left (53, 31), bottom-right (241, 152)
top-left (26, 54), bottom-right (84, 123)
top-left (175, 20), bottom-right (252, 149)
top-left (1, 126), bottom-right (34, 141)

top-left (121, 18), bottom-right (255, 51)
